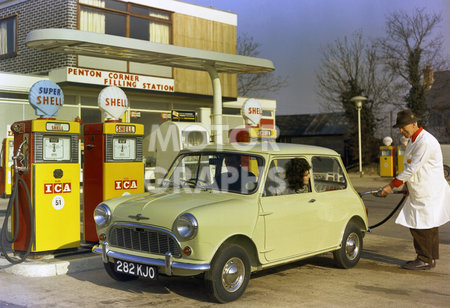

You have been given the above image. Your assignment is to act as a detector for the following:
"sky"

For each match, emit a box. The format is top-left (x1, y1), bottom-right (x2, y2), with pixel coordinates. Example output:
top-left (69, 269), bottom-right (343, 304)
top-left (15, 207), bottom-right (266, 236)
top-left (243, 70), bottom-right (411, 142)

top-left (186, 0), bottom-right (450, 115)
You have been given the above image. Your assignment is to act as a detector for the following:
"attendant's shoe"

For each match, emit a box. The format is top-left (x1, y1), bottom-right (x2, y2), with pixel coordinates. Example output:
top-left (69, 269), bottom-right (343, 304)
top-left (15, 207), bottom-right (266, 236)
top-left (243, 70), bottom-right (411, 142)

top-left (402, 258), bottom-right (432, 270)
top-left (431, 259), bottom-right (436, 268)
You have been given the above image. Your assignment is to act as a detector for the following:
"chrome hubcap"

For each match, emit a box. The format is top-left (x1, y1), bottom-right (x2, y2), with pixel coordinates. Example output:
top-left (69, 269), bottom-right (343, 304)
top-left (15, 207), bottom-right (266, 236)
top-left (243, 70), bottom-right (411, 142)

top-left (221, 257), bottom-right (245, 292)
top-left (345, 232), bottom-right (360, 260)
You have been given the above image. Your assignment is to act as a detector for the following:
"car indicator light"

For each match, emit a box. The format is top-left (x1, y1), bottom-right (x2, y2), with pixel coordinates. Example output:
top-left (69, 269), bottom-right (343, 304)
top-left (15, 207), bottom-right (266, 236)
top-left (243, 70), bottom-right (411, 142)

top-left (183, 246), bottom-right (192, 256)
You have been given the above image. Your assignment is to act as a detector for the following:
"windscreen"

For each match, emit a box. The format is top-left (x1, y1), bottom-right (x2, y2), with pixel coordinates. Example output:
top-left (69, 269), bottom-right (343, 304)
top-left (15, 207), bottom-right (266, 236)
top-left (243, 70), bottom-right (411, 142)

top-left (162, 152), bottom-right (264, 194)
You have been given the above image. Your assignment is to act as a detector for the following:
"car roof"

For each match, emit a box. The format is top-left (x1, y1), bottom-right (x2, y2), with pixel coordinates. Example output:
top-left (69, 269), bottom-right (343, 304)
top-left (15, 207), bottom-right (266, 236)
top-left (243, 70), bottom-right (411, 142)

top-left (182, 142), bottom-right (339, 156)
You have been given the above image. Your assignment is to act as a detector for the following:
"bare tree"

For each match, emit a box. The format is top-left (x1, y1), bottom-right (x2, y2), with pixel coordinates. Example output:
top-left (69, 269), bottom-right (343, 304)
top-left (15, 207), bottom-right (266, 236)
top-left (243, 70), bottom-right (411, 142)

top-left (237, 33), bottom-right (287, 97)
top-left (378, 8), bottom-right (447, 124)
top-left (315, 31), bottom-right (398, 163)
top-left (316, 30), bottom-right (398, 114)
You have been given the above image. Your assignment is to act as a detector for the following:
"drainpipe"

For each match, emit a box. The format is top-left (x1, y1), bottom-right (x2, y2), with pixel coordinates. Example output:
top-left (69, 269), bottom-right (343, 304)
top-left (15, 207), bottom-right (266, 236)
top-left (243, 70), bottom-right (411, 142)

top-left (205, 65), bottom-right (223, 145)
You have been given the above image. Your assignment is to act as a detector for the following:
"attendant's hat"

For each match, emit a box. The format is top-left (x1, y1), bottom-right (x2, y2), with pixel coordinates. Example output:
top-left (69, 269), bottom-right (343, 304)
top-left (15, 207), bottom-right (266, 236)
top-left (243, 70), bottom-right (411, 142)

top-left (393, 109), bottom-right (420, 128)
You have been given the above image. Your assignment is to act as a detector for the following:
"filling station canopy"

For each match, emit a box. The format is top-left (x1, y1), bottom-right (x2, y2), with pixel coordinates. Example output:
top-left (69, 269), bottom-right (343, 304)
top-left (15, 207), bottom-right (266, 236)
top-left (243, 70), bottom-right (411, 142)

top-left (25, 28), bottom-right (275, 143)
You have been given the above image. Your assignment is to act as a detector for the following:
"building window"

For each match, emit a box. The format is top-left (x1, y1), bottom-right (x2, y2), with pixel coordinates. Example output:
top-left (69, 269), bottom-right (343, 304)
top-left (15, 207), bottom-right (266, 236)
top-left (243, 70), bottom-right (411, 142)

top-left (79, 0), bottom-right (171, 44)
top-left (0, 15), bottom-right (16, 58)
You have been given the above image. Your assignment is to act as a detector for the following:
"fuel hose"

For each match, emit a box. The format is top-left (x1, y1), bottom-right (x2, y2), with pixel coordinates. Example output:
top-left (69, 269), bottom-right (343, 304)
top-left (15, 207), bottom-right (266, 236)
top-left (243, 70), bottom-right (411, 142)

top-left (368, 194), bottom-right (406, 231)
top-left (0, 174), bottom-right (34, 264)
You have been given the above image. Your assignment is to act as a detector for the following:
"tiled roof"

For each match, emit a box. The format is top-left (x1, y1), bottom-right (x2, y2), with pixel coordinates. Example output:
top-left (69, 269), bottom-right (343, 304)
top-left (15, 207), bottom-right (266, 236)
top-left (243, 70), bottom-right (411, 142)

top-left (276, 112), bottom-right (348, 137)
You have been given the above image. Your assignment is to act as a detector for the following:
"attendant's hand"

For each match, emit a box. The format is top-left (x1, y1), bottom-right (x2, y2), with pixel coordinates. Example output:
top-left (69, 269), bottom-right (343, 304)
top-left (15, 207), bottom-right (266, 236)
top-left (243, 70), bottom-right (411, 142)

top-left (381, 184), bottom-right (392, 196)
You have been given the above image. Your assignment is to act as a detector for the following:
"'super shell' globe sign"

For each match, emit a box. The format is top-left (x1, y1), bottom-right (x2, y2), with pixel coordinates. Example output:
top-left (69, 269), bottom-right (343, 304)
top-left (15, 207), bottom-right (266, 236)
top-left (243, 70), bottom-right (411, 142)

top-left (98, 86), bottom-right (128, 120)
top-left (28, 80), bottom-right (64, 118)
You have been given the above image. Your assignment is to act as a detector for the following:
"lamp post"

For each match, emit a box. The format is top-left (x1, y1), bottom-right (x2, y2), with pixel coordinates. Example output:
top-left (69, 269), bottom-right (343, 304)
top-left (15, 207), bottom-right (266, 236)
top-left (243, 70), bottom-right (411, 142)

top-left (351, 96), bottom-right (367, 177)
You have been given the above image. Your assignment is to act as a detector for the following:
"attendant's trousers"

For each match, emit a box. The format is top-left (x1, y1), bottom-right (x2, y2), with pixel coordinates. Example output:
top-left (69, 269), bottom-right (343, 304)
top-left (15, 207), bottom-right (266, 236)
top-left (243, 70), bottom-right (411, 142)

top-left (410, 227), bottom-right (439, 263)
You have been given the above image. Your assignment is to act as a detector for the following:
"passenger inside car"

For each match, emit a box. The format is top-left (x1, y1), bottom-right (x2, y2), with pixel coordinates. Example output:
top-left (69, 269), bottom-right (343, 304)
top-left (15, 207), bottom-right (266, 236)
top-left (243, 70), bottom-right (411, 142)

top-left (285, 158), bottom-right (311, 194)
top-left (264, 158), bottom-right (311, 196)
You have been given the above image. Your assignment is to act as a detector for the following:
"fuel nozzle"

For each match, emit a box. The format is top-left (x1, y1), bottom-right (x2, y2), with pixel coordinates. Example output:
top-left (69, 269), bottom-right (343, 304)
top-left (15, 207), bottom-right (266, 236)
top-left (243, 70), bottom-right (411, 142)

top-left (13, 139), bottom-right (28, 173)
top-left (359, 188), bottom-right (384, 198)
top-left (359, 187), bottom-right (407, 198)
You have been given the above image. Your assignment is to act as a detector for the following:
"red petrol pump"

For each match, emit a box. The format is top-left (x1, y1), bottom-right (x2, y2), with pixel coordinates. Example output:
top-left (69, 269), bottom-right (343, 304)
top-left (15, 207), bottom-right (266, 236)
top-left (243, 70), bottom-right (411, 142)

top-left (83, 86), bottom-right (144, 242)
top-left (1, 80), bottom-right (80, 263)
top-left (228, 99), bottom-right (277, 175)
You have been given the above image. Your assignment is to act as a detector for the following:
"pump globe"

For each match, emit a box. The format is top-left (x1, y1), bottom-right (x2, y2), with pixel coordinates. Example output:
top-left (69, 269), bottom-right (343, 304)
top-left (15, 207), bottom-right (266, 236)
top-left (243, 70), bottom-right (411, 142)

top-left (383, 136), bottom-right (393, 146)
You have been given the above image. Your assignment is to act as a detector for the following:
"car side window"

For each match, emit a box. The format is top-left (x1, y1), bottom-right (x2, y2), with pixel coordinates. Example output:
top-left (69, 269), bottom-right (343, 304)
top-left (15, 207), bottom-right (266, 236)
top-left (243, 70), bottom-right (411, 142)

top-left (311, 156), bottom-right (347, 192)
top-left (263, 158), bottom-right (311, 196)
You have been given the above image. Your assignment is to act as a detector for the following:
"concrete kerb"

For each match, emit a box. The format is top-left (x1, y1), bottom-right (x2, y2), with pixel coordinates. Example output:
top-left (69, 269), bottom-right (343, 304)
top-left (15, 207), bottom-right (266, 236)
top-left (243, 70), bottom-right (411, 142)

top-left (0, 197), bottom-right (103, 277)
top-left (0, 253), bottom-right (102, 277)
top-left (0, 173), bottom-right (391, 277)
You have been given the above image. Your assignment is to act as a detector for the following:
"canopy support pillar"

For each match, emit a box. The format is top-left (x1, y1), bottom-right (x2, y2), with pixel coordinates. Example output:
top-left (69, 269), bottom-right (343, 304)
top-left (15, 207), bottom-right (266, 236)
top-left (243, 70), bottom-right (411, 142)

top-left (205, 65), bottom-right (223, 145)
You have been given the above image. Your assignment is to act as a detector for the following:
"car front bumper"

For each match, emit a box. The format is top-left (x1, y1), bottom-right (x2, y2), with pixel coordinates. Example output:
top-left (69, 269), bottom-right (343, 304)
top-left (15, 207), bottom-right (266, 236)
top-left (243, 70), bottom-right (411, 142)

top-left (92, 241), bottom-right (210, 276)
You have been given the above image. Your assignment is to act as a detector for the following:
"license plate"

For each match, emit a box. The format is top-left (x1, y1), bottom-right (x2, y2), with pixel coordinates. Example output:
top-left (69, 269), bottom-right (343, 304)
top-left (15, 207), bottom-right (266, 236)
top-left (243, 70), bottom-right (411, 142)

top-left (114, 259), bottom-right (158, 279)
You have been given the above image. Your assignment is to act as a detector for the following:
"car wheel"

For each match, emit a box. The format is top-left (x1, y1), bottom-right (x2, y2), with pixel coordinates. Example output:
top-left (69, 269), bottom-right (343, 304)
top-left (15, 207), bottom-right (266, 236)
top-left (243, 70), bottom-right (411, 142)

top-left (333, 222), bottom-right (363, 269)
top-left (103, 261), bottom-right (138, 281)
top-left (205, 244), bottom-right (251, 303)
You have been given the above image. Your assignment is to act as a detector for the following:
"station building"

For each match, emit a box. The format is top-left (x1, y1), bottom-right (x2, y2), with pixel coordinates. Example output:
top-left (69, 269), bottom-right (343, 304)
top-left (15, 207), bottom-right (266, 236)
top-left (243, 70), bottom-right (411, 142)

top-left (0, 0), bottom-right (276, 165)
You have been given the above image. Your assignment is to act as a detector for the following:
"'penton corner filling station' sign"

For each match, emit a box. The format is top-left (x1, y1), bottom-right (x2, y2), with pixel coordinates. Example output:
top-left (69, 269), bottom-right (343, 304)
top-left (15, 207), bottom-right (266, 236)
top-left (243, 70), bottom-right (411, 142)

top-left (50, 67), bottom-right (175, 93)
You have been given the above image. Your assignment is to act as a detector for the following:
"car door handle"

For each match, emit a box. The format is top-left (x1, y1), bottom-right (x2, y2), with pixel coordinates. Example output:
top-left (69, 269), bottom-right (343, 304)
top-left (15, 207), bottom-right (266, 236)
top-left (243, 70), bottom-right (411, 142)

top-left (309, 199), bottom-right (316, 203)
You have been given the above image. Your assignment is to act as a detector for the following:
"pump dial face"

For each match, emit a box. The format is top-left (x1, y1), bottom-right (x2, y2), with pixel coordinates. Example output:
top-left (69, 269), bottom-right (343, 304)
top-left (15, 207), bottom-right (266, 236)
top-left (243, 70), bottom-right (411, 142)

top-left (113, 137), bottom-right (136, 160)
top-left (43, 136), bottom-right (71, 161)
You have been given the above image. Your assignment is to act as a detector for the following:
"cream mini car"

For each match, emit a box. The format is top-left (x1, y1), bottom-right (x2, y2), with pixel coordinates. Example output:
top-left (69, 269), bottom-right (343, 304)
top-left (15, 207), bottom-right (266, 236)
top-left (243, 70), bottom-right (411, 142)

top-left (93, 143), bottom-right (368, 303)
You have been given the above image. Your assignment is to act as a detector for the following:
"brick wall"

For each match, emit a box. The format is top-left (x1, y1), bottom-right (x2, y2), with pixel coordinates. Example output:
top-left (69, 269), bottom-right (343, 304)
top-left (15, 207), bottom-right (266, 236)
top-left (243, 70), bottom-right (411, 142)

top-left (0, 0), bottom-right (77, 74)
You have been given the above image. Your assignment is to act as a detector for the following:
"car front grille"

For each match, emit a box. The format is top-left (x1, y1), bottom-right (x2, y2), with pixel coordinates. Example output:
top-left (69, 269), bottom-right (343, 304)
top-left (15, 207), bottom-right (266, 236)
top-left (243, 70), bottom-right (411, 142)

top-left (108, 224), bottom-right (181, 257)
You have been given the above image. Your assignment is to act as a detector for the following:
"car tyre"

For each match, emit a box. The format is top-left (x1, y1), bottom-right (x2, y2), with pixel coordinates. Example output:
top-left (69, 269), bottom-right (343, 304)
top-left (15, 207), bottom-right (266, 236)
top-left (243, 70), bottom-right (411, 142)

top-left (205, 244), bottom-right (251, 303)
top-left (333, 222), bottom-right (363, 269)
top-left (103, 261), bottom-right (138, 281)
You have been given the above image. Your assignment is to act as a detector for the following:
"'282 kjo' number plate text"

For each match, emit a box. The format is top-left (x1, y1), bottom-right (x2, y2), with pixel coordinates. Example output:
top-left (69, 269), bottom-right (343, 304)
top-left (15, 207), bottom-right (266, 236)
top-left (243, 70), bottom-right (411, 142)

top-left (114, 259), bottom-right (158, 279)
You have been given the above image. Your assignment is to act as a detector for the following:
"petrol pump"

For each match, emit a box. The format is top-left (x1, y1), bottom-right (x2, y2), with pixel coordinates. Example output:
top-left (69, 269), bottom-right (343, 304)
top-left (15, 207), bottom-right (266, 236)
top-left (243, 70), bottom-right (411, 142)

top-left (229, 98), bottom-right (277, 143)
top-left (396, 136), bottom-right (408, 174)
top-left (0, 80), bottom-right (80, 263)
top-left (229, 99), bottom-right (277, 175)
top-left (379, 136), bottom-right (395, 177)
top-left (83, 86), bottom-right (144, 243)
top-left (0, 130), bottom-right (14, 197)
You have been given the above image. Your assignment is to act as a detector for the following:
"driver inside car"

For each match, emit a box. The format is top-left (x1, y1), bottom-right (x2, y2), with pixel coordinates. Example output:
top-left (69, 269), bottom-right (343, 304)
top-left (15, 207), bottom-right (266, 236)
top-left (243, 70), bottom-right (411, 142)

top-left (217, 155), bottom-right (256, 193)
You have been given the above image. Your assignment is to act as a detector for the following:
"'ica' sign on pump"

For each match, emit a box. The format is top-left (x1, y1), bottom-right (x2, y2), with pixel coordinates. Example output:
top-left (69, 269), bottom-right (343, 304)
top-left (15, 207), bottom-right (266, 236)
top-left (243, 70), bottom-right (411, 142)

top-left (28, 80), bottom-right (64, 118)
top-left (98, 86), bottom-right (128, 120)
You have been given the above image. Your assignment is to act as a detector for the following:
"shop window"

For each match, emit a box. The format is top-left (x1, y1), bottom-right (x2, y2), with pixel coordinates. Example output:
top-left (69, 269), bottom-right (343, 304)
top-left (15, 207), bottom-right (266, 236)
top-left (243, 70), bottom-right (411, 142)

top-left (79, 0), bottom-right (171, 44)
top-left (311, 156), bottom-right (347, 192)
top-left (0, 15), bottom-right (16, 58)
top-left (104, 11), bottom-right (126, 36)
top-left (105, 0), bottom-right (126, 11)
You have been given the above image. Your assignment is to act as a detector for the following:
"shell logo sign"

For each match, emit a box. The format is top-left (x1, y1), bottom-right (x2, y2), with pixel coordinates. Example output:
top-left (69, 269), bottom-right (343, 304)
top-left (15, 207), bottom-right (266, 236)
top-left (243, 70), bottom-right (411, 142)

top-left (242, 98), bottom-right (263, 126)
top-left (98, 86), bottom-right (128, 120)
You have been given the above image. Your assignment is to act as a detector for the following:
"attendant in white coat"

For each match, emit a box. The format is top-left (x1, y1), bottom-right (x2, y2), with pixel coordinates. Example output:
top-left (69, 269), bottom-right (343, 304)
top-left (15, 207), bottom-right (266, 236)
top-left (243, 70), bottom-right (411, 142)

top-left (381, 110), bottom-right (449, 270)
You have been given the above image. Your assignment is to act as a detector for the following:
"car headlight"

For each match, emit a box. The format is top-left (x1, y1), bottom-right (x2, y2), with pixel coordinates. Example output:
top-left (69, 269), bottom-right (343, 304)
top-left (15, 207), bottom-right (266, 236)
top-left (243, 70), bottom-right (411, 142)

top-left (94, 203), bottom-right (111, 227)
top-left (173, 213), bottom-right (198, 240)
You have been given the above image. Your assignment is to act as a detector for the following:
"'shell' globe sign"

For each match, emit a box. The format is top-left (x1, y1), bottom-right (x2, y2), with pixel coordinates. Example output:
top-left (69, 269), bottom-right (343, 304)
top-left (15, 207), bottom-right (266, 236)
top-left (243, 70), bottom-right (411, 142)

top-left (28, 80), bottom-right (64, 118)
top-left (98, 86), bottom-right (128, 120)
top-left (242, 98), bottom-right (262, 126)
